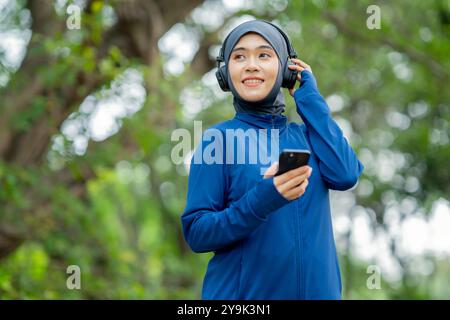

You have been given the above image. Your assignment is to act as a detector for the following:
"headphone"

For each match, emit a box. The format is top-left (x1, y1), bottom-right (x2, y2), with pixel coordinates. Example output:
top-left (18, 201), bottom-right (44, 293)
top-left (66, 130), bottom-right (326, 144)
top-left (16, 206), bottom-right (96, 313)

top-left (215, 20), bottom-right (298, 92)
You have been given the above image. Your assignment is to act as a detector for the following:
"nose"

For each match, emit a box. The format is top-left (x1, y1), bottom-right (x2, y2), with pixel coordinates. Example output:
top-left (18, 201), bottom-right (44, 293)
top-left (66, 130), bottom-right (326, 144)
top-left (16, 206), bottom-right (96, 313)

top-left (245, 56), bottom-right (261, 72)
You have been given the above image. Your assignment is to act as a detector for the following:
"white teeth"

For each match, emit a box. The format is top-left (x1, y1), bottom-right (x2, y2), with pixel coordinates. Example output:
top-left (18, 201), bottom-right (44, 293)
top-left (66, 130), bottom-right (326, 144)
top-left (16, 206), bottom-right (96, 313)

top-left (243, 79), bottom-right (263, 84)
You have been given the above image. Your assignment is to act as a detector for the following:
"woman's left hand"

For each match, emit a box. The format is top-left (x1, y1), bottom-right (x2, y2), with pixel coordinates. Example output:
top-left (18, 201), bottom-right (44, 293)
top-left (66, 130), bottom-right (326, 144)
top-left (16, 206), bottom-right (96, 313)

top-left (288, 58), bottom-right (313, 97)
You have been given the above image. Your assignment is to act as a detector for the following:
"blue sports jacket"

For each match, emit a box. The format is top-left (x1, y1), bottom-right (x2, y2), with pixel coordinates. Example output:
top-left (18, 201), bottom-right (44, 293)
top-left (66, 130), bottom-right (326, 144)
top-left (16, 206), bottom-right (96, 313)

top-left (181, 70), bottom-right (364, 299)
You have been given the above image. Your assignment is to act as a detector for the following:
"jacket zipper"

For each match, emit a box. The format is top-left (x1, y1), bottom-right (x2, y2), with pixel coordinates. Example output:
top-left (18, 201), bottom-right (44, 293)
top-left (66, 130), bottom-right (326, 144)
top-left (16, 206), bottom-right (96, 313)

top-left (298, 201), bottom-right (304, 299)
top-left (274, 113), bottom-right (302, 297)
top-left (294, 203), bottom-right (302, 299)
top-left (274, 114), bottom-right (302, 297)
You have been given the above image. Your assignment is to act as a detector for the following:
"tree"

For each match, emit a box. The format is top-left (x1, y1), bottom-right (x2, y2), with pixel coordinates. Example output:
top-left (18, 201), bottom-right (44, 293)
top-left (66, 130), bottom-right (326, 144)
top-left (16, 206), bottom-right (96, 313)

top-left (0, 0), bottom-right (449, 299)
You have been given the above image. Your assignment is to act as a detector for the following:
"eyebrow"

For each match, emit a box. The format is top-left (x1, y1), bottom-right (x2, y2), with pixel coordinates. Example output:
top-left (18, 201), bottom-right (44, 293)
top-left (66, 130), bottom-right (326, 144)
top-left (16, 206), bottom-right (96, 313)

top-left (231, 45), bottom-right (275, 53)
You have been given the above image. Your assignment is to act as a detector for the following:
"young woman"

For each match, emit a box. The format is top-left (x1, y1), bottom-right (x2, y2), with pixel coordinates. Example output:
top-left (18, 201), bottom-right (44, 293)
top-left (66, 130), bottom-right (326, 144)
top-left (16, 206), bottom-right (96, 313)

top-left (181, 20), bottom-right (364, 299)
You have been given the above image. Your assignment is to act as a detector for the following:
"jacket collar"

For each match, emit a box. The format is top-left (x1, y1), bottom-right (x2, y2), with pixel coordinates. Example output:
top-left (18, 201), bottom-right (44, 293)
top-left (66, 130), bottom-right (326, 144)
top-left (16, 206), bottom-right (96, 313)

top-left (234, 111), bottom-right (288, 129)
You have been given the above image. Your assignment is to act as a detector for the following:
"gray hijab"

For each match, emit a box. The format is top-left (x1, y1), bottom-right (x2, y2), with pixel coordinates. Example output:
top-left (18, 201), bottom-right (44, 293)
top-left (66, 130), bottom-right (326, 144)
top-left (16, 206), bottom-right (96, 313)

top-left (223, 20), bottom-right (289, 115)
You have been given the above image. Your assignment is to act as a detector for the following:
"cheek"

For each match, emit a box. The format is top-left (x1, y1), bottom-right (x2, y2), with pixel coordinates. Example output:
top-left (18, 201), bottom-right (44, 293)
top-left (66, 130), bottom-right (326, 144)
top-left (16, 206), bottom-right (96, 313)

top-left (228, 65), bottom-right (241, 86)
top-left (267, 62), bottom-right (279, 83)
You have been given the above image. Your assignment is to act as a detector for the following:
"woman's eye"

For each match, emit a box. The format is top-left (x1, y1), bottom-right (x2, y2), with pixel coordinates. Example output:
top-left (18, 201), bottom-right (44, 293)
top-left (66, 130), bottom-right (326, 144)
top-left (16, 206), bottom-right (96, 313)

top-left (233, 53), bottom-right (271, 61)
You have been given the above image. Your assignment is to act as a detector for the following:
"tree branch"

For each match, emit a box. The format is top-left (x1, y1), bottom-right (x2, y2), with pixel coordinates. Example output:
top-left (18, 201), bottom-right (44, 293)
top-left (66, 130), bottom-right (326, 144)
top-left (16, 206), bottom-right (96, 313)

top-left (324, 12), bottom-right (449, 80)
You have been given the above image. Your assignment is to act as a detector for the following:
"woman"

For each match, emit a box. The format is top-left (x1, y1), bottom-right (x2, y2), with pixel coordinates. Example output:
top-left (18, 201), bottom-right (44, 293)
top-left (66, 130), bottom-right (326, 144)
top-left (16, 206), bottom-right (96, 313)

top-left (181, 20), bottom-right (364, 299)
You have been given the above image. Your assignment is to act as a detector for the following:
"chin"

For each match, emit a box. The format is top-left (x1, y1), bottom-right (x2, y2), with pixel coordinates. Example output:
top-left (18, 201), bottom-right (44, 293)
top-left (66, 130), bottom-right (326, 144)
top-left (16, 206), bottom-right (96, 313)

top-left (242, 95), bottom-right (265, 102)
top-left (239, 90), bottom-right (269, 102)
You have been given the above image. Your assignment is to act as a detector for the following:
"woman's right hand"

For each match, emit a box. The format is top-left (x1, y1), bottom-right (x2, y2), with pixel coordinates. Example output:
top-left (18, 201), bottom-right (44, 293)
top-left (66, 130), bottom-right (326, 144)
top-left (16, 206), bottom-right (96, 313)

top-left (264, 162), bottom-right (312, 201)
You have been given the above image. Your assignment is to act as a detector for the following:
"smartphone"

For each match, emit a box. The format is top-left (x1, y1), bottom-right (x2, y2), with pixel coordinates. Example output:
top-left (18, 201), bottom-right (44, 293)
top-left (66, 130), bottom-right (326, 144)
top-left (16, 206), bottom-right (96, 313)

top-left (274, 149), bottom-right (311, 176)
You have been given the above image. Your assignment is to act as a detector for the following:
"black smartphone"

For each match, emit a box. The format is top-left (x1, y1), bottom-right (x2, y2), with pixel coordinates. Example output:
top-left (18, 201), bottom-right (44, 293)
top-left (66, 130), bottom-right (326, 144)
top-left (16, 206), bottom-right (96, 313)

top-left (275, 149), bottom-right (311, 176)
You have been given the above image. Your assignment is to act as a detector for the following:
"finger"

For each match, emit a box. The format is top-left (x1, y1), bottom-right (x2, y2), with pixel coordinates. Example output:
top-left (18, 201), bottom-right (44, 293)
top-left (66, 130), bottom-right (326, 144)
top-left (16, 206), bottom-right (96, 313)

top-left (281, 172), bottom-right (311, 193)
top-left (285, 178), bottom-right (309, 199)
top-left (288, 64), bottom-right (305, 72)
top-left (263, 162), bottom-right (279, 178)
top-left (263, 162), bottom-right (278, 178)
top-left (278, 170), bottom-right (311, 194)
top-left (288, 179), bottom-right (309, 200)
top-left (276, 165), bottom-right (310, 185)
top-left (287, 65), bottom-right (303, 88)
top-left (275, 165), bottom-right (311, 186)
top-left (291, 58), bottom-right (312, 72)
top-left (291, 58), bottom-right (306, 66)
top-left (295, 58), bottom-right (309, 68)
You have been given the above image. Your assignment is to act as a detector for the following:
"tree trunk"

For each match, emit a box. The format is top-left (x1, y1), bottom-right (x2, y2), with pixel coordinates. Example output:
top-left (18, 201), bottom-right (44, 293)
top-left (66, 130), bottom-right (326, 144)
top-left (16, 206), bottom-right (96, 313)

top-left (0, 0), bottom-right (209, 260)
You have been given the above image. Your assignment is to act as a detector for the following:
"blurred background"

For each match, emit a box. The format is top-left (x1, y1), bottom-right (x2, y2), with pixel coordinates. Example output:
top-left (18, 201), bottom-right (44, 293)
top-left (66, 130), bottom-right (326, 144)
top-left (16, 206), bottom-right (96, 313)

top-left (0, 0), bottom-right (449, 299)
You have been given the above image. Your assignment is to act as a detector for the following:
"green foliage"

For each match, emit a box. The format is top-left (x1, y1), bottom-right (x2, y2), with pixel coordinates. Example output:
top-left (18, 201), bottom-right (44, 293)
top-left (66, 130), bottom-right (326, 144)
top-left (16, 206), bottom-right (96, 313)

top-left (0, 0), bottom-right (449, 300)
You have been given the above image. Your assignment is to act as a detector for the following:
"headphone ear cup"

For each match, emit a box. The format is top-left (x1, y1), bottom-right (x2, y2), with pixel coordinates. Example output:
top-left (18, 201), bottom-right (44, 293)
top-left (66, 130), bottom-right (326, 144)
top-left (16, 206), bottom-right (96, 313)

top-left (282, 60), bottom-right (298, 89)
top-left (215, 65), bottom-right (230, 92)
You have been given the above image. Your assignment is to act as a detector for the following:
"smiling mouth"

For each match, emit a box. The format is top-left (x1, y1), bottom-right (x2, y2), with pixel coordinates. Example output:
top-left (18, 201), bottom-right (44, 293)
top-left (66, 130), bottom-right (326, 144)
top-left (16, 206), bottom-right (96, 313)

top-left (242, 79), bottom-right (264, 87)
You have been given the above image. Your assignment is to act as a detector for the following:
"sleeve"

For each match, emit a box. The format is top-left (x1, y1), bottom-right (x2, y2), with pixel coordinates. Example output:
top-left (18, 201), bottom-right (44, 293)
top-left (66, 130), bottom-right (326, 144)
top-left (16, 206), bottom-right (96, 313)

top-left (293, 70), bottom-right (364, 191)
top-left (181, 129), bottom-right (290, 253)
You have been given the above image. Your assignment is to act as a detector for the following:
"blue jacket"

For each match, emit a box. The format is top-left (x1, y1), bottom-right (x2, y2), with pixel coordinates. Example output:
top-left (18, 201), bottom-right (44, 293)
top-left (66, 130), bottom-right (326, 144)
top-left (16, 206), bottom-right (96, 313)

top-left (181, 70), bottom-right (364, 299)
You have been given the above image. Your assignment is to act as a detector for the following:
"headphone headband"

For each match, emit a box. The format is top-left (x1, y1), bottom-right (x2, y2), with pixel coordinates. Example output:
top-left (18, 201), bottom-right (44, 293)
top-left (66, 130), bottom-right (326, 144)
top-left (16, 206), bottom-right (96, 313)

top-left (215, 20), bottom-right (299, 92)
top-left (216, 20), bottom-right (297, 65)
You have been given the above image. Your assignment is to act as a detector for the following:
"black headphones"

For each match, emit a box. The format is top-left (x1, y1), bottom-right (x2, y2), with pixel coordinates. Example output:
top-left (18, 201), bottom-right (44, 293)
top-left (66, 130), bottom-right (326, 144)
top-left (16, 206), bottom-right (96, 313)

top-left (215, 20), bottom-right (298, 92)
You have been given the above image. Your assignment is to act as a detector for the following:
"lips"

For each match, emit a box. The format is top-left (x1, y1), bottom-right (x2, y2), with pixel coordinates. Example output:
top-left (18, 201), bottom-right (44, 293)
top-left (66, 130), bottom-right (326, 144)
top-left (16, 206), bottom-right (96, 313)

top-left (242, 77), bottom-right (264, 87)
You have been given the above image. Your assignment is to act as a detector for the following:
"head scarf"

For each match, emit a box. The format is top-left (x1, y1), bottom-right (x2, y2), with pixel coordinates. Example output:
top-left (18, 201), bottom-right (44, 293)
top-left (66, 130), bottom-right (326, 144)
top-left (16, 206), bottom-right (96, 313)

top-left (222, 20), bottom-right (289, 115)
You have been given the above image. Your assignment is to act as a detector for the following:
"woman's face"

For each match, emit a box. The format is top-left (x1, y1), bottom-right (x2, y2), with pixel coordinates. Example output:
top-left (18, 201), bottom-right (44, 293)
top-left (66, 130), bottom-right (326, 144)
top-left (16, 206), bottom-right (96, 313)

top-left (228, 33), bottom-right (279, 102)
